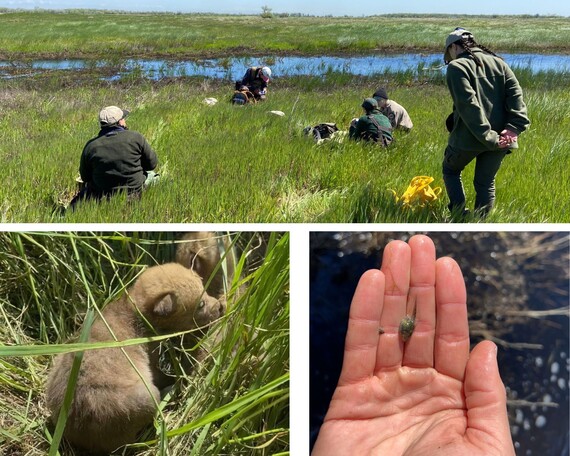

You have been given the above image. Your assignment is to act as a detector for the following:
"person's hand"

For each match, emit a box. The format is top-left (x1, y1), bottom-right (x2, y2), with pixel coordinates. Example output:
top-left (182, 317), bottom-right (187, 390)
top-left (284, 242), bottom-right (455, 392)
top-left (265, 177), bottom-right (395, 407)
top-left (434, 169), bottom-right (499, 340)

top-left (498, 128), bottom-right (518, 148)
top-left (312, 235), bottom-right (515, 456)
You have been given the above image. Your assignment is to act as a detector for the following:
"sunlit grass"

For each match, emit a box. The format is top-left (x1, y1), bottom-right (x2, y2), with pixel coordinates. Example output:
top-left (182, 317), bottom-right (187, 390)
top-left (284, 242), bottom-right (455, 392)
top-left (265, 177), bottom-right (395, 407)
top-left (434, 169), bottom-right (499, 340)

top-left (0, 232), bottom-right (289, 455)
top-left (0, 11), bottom-right (569, 58)
top-left (1, 69), bottom-right (568, 222)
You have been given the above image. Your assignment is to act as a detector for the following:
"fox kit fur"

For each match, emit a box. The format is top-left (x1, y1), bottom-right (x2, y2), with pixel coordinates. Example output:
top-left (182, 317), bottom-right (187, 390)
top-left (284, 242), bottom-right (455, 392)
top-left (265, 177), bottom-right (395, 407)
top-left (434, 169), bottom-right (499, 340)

top-left (45, 263), bottom-right (224, 454)
top-left (175, 231), bottom-right (236, 299)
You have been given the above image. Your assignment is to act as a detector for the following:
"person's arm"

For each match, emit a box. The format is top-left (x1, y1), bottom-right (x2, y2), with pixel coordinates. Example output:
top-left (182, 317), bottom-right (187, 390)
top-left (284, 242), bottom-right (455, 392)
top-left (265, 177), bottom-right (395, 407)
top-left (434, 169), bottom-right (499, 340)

top-left (349, 116), bottom-right (368, 141)
top-left (348, 120), bottom-right (358, 140)
top-left (400, 108), bottom-right (413, 131)
top-left (503, 64), bottom-right (530, 135)
top-left (241, 68), bottom-right (253, 87)
top-left (446, 64), bottom-right (499, 148)
top-left (139, 135), bottom-right (158, 171)
top-left (79, 146), bottom-right (92, 184)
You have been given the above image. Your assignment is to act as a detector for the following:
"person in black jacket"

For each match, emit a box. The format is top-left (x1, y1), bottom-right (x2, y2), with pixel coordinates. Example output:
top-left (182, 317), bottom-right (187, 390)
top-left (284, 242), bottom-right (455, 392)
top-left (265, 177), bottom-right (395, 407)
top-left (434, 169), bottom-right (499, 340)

top-left (235, 66), bottom-right (272, 101)
top-left (70, 106), bottom-right (158, 208)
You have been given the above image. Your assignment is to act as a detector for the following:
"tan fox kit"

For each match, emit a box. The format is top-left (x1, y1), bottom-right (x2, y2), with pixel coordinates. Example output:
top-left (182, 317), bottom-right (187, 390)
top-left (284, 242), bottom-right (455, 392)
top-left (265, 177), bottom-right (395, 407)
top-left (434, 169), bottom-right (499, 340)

top-left (175, 231), bottom-right (237, 299)
top-left (45, 263), bottom-right (224, 454)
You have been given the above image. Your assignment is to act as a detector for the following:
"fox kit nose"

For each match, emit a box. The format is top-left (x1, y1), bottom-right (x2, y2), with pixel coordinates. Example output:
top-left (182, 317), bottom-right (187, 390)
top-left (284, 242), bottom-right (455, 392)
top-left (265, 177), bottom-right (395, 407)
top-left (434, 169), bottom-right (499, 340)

top-left (216, 296), bottom-right (227, 316)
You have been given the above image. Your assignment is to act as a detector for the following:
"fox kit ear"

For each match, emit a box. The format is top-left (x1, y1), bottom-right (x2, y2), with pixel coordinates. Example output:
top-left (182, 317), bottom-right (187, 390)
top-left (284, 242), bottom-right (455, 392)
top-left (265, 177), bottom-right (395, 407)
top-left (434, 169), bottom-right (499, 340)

top-left (152, 294), bottom-right (174, 316)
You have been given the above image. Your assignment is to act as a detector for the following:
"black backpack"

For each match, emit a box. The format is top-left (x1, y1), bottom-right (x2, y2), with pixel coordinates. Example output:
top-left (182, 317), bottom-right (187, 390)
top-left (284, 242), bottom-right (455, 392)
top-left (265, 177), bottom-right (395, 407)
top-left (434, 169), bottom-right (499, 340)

top-left (304, 123), bottom-right (339, 142)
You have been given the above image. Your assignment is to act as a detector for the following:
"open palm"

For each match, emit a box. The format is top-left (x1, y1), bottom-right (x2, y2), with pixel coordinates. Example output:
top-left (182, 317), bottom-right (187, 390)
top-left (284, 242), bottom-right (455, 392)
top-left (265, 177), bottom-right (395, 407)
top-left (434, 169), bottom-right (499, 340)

top-left (312, 235), bottom-right (514, 456)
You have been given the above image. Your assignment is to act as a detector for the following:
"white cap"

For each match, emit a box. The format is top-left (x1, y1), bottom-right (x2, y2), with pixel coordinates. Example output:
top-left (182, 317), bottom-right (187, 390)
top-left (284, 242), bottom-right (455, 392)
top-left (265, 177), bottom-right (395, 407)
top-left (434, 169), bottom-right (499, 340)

top-left (99, 106), bottom-right (129, 126)
top-left (260, 66), bottom-right (272, 81)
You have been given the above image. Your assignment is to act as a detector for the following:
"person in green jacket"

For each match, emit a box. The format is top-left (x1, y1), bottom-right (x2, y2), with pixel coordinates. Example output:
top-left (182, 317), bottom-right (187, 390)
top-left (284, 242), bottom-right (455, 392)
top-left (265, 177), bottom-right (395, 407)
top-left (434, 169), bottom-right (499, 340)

top-left (70, 106), bottom-right (159, 207)
top-left (442, 28), bottom-right (530, 218)
top-left (349, 98), bottom-right (393, 146)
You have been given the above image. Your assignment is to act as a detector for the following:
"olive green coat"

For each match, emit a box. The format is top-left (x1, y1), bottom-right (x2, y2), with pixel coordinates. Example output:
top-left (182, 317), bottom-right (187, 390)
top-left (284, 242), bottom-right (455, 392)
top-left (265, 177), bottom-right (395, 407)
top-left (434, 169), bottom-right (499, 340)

top-left (349, 109), bottom-right (393, 144)
top-left (446, 48), bottom-right (530, 152)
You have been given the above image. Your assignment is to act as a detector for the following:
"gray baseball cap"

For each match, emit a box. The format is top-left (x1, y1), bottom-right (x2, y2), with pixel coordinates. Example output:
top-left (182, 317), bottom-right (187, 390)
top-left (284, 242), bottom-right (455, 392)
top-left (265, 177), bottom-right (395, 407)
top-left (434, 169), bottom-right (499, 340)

top-left (444, 28), bottom-right (473, 62)
top-left (99, 106), bottom-right (129, 126)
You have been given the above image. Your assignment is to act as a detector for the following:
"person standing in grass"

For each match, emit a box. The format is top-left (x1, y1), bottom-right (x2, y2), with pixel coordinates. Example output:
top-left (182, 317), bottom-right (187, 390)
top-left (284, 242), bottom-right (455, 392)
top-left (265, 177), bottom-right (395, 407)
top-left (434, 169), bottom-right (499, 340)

top-left (70, 106), bottom-right (159, 208)
top-left (372, 87), bottom-right (413, 132)
top-left (442, 28), bottom-right (530, 218)
top-left (235, 66), bottom-right (272, 101)
top-left (349, 98), bottom-right (393, 146)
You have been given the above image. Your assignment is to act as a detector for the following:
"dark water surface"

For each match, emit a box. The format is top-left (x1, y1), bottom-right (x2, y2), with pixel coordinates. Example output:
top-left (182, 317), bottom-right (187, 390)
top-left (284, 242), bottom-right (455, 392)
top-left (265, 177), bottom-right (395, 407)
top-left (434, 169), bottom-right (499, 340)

top-left (310, 232), bottom-right (569, 456)
top-left (1, 53), bottom-right (569, 80)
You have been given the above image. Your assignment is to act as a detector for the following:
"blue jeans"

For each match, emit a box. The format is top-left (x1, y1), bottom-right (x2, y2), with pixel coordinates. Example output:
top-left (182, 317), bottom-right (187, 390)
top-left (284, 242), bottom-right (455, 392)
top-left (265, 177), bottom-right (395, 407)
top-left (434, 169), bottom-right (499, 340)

top-left (442, 145), bottom-right (508, 215)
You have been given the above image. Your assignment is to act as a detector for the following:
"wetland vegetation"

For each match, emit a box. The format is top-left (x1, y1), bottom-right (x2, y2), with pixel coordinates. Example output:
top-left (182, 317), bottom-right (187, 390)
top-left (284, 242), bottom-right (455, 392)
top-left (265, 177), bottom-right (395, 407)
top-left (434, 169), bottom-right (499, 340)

top-left (0, 231), bottom-right (289, 455)
top-left (1, 10), bottom-right (570, 59)
top-left (0, 10), bottom-right (569, 222)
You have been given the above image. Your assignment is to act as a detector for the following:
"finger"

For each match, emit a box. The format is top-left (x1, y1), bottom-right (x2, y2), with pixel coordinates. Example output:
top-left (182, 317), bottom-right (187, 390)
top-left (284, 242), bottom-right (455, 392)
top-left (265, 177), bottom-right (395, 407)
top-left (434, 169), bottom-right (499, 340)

top-left (434, 257), bottom-right (470, 381)
top-left (402, 235), bottom-right (436, 367)
top-left (464, 341), bottom-right (515, 453)
top-left (376, 240), bottom-right (410, 371)
top-left (338, 269), bottom-right (385, 385)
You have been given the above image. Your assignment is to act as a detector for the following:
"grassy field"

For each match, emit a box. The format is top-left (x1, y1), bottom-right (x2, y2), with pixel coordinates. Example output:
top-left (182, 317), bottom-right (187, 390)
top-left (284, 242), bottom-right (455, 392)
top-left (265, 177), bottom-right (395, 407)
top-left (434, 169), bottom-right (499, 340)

top-left (1, 11), bottom-right (569, 223)
top-left (0, 231), bottom-right (289, 455)
top-left (0, 11), bottom-right (569, 59)
top-left (0, 68), bottom-right (569, 223)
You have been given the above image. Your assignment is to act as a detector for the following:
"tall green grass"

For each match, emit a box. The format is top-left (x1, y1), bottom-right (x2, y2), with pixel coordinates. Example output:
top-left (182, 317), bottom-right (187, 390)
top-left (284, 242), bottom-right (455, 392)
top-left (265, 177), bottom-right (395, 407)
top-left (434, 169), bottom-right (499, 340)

top-left (0, 232), bottom-right (289, 455)
top-left (0, 11), bottom-right (569, 58)
top-left (0, 70), bottom-right (568, 222)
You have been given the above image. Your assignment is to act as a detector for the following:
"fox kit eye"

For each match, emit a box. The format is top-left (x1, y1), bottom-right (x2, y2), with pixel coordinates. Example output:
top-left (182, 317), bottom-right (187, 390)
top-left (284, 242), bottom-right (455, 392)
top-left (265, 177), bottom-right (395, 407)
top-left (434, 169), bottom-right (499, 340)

top-left (199, 300), bottom-right (206, 309)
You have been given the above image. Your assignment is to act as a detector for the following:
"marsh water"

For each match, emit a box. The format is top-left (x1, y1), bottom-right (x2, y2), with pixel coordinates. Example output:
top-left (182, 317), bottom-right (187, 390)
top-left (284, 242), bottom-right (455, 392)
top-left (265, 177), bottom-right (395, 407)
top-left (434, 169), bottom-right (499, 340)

top-left (2, 53), bottom-right (570, 80)
top-left (310, 232), bottom-right (569, 456)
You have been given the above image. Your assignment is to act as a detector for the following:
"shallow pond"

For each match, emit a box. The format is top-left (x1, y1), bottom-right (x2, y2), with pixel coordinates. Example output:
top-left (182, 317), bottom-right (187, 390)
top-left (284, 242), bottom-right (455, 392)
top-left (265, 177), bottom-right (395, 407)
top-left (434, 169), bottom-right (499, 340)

top-left (1, 53), bottom-right (569, 80)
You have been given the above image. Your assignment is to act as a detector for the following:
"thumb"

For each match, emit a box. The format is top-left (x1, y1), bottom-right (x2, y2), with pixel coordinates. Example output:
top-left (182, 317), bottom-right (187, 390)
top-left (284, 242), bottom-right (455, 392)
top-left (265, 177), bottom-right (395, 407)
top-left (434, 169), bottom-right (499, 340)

top-left (464, 341), bottom-right (515, 454)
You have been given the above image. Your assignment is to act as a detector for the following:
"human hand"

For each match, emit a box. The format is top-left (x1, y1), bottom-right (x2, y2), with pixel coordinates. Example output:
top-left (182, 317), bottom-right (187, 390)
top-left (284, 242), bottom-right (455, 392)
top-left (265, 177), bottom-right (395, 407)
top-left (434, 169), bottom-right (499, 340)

top-left (498, 129), bottom-right (518, 149)
top-left (312, 235), bottom-right (515, 456)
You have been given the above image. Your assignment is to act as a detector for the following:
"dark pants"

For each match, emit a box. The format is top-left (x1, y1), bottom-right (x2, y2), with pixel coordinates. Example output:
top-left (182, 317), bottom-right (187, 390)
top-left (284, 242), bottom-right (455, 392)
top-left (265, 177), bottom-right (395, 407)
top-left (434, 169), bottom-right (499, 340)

top-left (69, 172), bottom-right (159, 210)
top-left (442, 145), bottom-right (508, 216)
top-left (69, 185), bottom-right (141, 209)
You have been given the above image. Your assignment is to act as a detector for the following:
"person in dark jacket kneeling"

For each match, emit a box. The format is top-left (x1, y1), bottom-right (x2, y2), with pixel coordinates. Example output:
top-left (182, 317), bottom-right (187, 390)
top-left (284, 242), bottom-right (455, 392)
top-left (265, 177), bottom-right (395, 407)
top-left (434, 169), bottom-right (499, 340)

top-left (349, 98), bottom-right (393, 146)
top-left (70, 106), bottom-right (159, 208)
top-left (234, 66), bottom-right (271, 101)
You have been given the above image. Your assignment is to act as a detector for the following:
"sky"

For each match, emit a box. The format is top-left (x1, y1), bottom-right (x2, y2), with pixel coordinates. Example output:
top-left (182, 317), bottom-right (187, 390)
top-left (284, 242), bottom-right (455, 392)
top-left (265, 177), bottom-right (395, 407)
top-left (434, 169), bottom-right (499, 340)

top-left (0, 0), bottom-right (569, 16)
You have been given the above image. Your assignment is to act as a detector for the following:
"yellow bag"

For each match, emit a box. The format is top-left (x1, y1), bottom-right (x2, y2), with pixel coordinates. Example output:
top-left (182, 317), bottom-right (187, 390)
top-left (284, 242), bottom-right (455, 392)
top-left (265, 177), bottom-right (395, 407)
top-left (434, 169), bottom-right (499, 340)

top-left (391, 176), bottom-right (442, 209)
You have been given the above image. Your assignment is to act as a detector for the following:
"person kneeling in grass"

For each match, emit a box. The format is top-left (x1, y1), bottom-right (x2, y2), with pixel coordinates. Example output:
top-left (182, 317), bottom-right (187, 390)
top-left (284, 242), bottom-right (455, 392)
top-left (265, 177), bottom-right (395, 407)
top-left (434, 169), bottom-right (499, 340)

top-left (70, 106), bottom-right (159, 208)
top-left (372, 87), bottom-right (413, 132)
top-left (349, 98), bottom-right (393, 146)
top-left (234, 66), bottom-right (272, 102)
